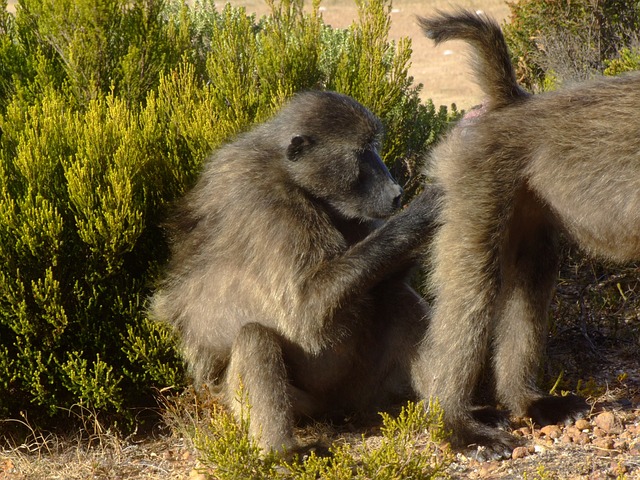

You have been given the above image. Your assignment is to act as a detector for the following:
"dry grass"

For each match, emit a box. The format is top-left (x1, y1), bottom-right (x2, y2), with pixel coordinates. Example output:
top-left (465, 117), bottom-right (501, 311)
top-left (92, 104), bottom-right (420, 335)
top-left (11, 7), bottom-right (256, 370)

top-left (0, 408), bottom-right (198, 479)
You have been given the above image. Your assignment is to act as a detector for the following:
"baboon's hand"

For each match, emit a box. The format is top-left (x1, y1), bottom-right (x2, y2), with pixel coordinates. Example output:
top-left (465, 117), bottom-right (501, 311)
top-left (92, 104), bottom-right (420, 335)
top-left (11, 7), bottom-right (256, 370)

top-left (453, 421), bottom-right (522, 461)
top-left (400, 183), bottom-right (442, 230)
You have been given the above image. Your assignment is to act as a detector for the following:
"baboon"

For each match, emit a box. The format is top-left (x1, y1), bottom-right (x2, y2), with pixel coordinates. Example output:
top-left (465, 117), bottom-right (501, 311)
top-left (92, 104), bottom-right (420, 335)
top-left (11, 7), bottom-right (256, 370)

top-left (150, 91), bottom-right (440, 454)
top-left (414, 10), bottom-right (640, 459)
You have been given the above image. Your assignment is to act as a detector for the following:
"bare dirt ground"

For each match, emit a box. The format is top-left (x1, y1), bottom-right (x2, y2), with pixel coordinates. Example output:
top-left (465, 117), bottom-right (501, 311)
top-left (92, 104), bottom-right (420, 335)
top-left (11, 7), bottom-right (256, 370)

top-left (2, 2), bottom-right (640, 479)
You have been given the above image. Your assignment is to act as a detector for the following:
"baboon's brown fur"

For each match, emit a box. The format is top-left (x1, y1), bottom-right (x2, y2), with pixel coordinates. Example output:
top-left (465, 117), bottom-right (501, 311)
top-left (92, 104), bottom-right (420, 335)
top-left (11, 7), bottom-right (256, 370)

top-left (150, 91), bottom-right (440, 454)
top-left (415, 10), bottom-right (640, 459)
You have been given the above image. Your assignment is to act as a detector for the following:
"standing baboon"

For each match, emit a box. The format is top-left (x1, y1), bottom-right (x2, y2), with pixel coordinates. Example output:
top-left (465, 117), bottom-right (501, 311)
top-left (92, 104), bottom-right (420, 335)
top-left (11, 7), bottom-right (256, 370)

top-left (414, 10), bottom-right (640, 459)
top-left (150, 91), bottom-right (440, 454)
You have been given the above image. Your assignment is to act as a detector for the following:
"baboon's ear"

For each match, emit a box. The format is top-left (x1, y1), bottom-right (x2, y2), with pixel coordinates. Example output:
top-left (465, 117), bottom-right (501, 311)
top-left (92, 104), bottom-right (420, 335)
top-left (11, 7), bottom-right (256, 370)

top-left (286, 135), bottom-right (314, 161)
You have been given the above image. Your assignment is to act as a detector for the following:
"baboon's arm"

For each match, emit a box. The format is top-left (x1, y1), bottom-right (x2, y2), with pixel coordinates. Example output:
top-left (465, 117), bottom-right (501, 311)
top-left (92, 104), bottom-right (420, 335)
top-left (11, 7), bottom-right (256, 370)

top-left (300, 186), bottom-right (439, 325)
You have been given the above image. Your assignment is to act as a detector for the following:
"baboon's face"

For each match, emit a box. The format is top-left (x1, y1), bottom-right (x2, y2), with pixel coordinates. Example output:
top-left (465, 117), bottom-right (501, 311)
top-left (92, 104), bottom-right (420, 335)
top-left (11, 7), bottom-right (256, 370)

top-left (287, 136), bottom-right (403, 220)
top-left (283, 92), bottom-right (403, 221)
top-left (344, 144), bottom-right (403, 219)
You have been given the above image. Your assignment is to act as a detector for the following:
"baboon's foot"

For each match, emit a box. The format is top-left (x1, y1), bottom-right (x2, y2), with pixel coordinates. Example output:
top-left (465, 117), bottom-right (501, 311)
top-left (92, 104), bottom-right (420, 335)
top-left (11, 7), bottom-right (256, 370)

top-left (451, 420), bottom-right (521, 461)
top-left (526, 394), bottom-right (589, 426)
top-left (470, 405), bottom-right (511, 428)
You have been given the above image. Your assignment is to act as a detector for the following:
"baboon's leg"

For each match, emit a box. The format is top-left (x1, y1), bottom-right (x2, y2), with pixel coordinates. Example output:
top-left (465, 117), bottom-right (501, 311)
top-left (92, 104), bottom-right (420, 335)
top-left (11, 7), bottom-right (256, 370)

top-left (225, 322), bottom-right (297, 453)
top-left (494, 200), bottom-right (588, 425)
top-left (493, 209), bottom-right (559, 415)
top-left (377, 282), bottom-right (430, 399)
top-left (416, 209), bottom-right (518, 459)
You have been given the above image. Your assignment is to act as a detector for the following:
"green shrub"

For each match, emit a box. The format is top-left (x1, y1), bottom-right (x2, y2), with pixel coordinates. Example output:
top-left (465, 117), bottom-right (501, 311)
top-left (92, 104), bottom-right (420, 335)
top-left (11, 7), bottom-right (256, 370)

top-left (503, 0), bottom-right (640, 91)
top-left (188, 396), bottom-right (452, 480)
top-left (604, 46), bottom-right (640, 75)
top-left (0, 0), bottom-right (455, 429)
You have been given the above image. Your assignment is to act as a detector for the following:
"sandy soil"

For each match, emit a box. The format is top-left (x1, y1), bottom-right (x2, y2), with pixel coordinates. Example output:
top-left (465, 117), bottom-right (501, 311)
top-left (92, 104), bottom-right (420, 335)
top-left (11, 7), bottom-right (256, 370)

top-left (226, 0), bottom-right (512, 109)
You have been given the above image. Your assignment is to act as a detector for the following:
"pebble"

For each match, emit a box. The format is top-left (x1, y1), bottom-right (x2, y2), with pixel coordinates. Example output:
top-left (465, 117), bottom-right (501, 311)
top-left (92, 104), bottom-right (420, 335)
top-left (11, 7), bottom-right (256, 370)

top-left (593, 426), bottom-right (607, 438)
top-left (575, 432), bottom-right (590, 445)
top-left (565, 426), bottom-right (581, 440)
top-left (533, 444), bottom-right (547, 454)
top-left (611, 461), bottom-right (629, 476)
top-left (476, 461), bottom-right (501, 477)
top-left (614, 439), bottom-right (628, 450)
top-left (512, 446), bottom-right (529, 459)
top-left (513, 426), bottom-right (531, 437)
top-left (540, 425), bottom-right (562, 439)
top-left (595, 411), bottom-right (622, 434)
top-left (575, 418), bottom-right (591, 431)
top-left (593, 437), bottom-right (615, 450)
top-left (561, 426), bottom-right (591, 445)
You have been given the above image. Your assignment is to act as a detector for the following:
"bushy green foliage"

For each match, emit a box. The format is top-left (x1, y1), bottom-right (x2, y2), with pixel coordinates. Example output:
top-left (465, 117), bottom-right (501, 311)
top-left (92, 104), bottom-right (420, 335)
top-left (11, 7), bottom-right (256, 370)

top-left (0, 87), bottom-right (186, 422)
top-left (503, 0), bottom-right (640, 91)
top-left (604, 46), bottom-right (640, 75)
top-left (192, 398), bottom-right (452, 480)
top-left (0, 0), bottom-right (455, 428)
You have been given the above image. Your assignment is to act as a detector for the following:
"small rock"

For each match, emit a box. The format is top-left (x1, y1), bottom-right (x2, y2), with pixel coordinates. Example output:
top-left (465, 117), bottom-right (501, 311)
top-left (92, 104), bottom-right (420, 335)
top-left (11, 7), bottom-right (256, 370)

top-left (614, 439), bottom-right (628, 451)
top-left (513, 427), bottom-right (530, 437)
top-left (594, 411), bottom-right (621, 434)
top-left (533, 444), bottom-right (547, 454)
top-left (540, 425), bottom-right (562, 439)
top-left (477, 461), bottom-right (501, 477)
top-left (593, 437), bottom-right (615, 450)
top-left (182, 450), bottom-right (192, 461)
top-left (560, 433), bottom-right (573, 444)
top-left (593, 426), bottom-right (607, 438)
top-left (575, 432), bottom-right (590, 445)
top-left (575, 418), bottom-right (591, 430)
top-left (610, 461), bottom-right (628, 476)
top-left (565, 426), bottom-right (581, 441)
top-left (512, 446), bottom-right (529, 459)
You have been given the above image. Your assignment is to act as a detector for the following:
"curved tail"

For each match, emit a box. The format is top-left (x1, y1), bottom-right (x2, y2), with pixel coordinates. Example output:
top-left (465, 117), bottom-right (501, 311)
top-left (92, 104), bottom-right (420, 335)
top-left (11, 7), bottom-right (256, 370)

top-left (418, 9), bottom-right (528, 108)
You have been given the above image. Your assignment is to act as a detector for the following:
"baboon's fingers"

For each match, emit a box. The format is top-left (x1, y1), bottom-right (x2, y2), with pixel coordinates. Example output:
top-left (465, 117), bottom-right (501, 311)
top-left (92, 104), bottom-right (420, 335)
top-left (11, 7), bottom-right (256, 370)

top-left (452, 420), bottom-right (522, 461)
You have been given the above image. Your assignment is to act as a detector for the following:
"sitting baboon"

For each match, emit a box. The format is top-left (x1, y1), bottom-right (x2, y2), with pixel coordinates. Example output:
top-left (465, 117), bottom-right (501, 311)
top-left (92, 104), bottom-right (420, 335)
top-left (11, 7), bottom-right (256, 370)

top-left (150, 91), bottom-right (440, 454)
top-left (414, 10), bottom-right (640, 459)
